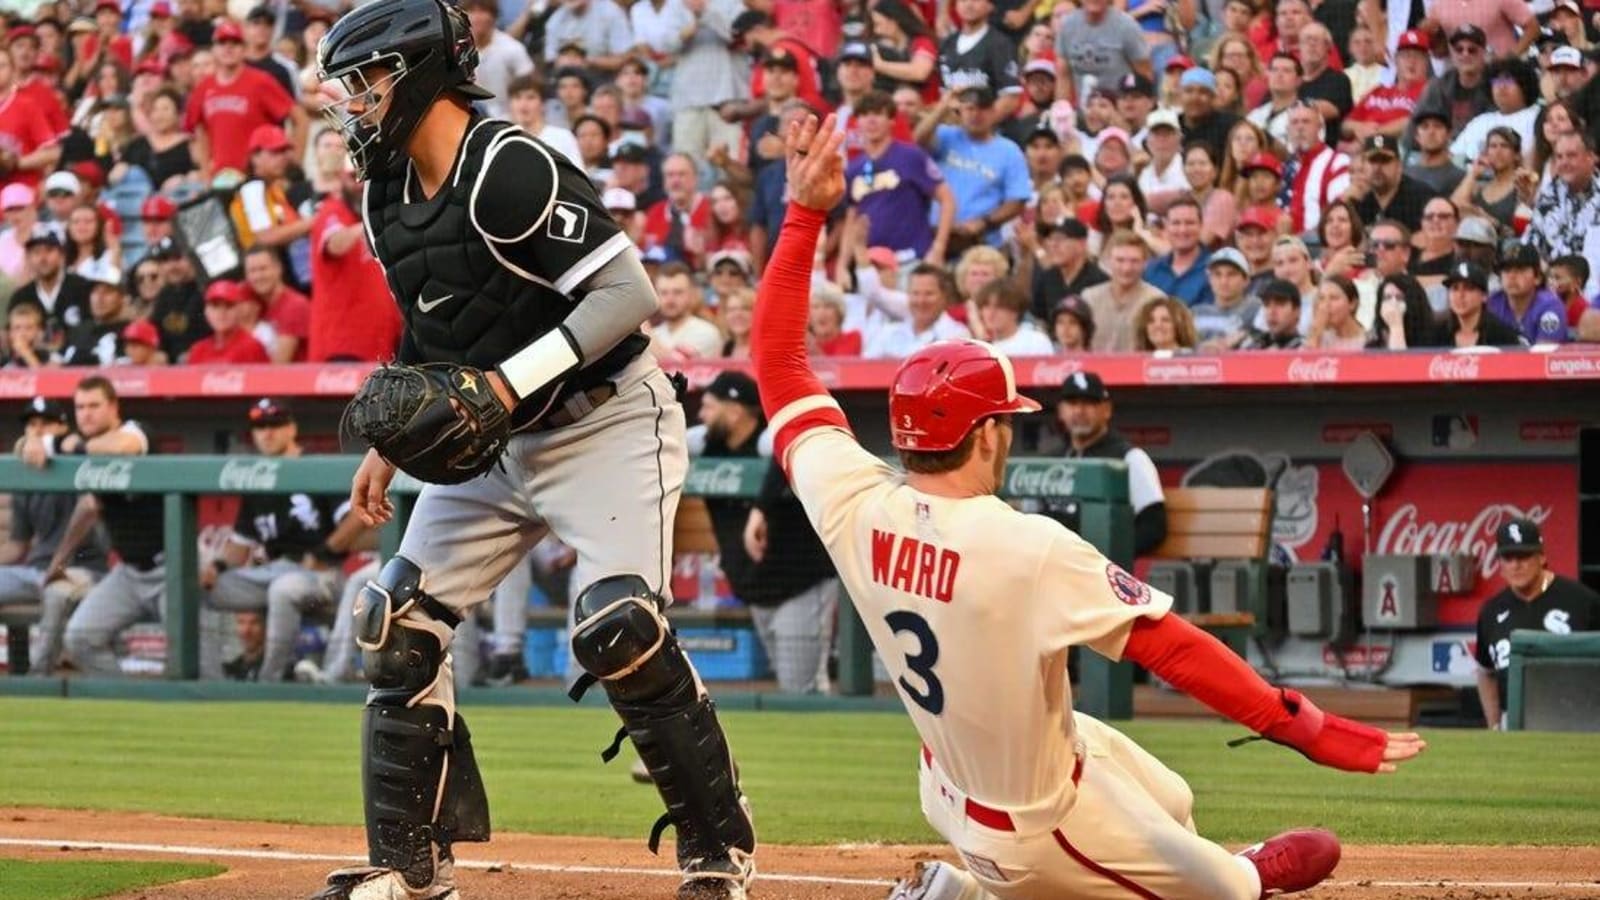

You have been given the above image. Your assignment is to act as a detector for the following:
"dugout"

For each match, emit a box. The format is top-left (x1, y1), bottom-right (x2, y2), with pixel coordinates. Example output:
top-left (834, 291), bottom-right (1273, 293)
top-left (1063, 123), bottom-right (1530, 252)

top-left (1505, 630), bottom-right (1600, 732)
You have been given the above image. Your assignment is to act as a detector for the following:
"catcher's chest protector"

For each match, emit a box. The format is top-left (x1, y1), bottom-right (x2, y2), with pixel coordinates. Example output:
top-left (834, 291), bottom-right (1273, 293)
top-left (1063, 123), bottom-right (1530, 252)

top-left (365, 119), bottom-right (570, 368)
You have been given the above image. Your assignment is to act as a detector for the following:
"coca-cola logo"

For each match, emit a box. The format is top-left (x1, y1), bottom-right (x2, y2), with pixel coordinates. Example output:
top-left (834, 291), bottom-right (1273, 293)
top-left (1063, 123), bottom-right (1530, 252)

top-left (199, 370), bottom-right (246, 395)
top-left (1029, 358), bottom-right (1085, 387)
top-left (1285, 356), bottom-right (1340, 383)
top-left (217, 458), bottom-right (280, 492)
top-left (0, 372), bottom-right (39, 397)
top-left (1544, 354), bottom-right (1600, 379)
top-left (110, 373), bottom-right (151, 397)
top-left (1376, 502), bottom-right (1553, 579)
top-left (685, 460), bottom-right (750, 497)
top-left (1426, 354), bottom-right (1482, 382)
top-left (1004, 462), bottom-right (1077, 498)
top-left (74, 459), bottom-right (135, 492)
top-left (1142, 357), bottom-right (1223, 384)
top-left (314, 367), bottom-right (367, 394)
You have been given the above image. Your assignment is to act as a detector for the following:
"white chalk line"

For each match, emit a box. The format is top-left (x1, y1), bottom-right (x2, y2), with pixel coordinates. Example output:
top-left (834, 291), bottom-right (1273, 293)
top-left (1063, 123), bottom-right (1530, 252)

top-left (0, 837), bottom-right (896, 887)
top-left (3, 838), bottom-right (1598, 892)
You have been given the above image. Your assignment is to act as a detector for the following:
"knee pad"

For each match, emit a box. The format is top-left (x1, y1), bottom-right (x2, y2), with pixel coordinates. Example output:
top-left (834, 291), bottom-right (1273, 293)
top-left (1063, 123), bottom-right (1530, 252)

top-left (570, 574), bottom-right (688, 705)
top-left (357, 557), bottom-right (462, 700)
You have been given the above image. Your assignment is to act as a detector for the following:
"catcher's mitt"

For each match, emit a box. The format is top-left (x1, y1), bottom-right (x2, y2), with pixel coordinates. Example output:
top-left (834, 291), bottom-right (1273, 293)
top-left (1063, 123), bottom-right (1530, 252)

top-left (343, 363), bottom-right (512, 485)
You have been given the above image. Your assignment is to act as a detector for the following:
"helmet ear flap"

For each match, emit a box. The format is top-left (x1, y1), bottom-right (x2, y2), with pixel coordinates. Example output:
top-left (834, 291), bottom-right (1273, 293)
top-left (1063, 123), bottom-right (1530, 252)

top-left (442, 1), bottom-right (477, 74)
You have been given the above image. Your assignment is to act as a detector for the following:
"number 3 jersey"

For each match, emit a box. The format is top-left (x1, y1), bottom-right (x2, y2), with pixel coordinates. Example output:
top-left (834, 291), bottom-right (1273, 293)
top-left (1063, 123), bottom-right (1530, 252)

top-left (783, 426), bottom-right (1173, 814)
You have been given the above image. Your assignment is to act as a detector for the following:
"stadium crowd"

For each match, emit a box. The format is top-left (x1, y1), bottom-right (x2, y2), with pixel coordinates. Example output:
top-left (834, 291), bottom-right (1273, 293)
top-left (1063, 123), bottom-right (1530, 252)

top-left (0, 0), bottom-right (1595, 369)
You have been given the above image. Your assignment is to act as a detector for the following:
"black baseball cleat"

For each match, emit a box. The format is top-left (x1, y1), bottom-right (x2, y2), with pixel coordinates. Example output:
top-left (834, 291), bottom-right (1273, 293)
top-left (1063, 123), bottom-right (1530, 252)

top-left (677, 851), bottom-right (754, 899)
top-left (482, 652), bottom-right (530, 686)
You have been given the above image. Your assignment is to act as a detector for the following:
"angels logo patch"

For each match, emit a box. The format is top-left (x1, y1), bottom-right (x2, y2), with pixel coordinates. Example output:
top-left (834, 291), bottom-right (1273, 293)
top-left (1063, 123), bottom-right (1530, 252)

top-left (1107, 563), bottom-right (1150, 606)
top-left (547, 201), bottom-right (589, 244)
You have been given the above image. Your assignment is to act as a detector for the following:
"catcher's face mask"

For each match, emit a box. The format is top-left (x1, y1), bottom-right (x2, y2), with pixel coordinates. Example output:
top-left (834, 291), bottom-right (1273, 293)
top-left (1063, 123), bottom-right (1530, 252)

top-left (318, 57), bottom-right (406, 180)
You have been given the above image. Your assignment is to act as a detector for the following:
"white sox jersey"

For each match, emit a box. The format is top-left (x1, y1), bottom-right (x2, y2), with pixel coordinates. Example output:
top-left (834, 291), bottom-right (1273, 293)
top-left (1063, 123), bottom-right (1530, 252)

top-left (775, 420), bottom-right (1173, 813)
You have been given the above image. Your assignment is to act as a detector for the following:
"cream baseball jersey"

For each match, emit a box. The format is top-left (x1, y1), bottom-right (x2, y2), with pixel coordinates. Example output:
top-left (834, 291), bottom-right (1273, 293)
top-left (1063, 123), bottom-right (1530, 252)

top-left (783, 425), bottom-right (1174, 812)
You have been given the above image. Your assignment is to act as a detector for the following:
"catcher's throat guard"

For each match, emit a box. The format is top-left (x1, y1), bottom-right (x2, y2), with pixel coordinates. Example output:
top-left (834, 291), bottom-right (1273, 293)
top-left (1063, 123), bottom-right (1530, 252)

top-left (343, 363), bottom-right (512, 485)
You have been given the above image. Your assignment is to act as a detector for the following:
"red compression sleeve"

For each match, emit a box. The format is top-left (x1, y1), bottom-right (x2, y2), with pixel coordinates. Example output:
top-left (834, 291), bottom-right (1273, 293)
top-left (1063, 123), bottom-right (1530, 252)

top-left (750, 203), bottom-right (852, 469)
top-left (1121, 613), bottom-right (1291, 734)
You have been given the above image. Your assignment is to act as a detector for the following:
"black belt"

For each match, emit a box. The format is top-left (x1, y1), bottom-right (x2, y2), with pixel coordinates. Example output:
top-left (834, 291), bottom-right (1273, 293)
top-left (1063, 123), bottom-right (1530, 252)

top-left (526, 383), bottom-right (616, 432)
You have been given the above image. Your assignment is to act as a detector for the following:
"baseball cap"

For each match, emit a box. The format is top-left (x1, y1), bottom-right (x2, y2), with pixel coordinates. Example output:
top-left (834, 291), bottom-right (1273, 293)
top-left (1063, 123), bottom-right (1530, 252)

top-left (1118, 73), bottom-right (1155, 97)
top-left (838, 42), bottom-right (872, 63)
top-left (93, 0), bottom-right (120, 12)
top-left (1553, 0), bottom-right (1583, 17)
top-left (1027, 120), bottom-right (1061, 145)
top-left (1450, 24), bottom-right (1487, 47)
top-left (730, 9), bottom-right (771, 38)
top-left (1058, 370), bottom-right (1109, 402)
top-left (1455, 217), bottom-right (1498, 245)
top-left (1237, 205), bottom-right (1280, 232)
top-left (763, 46), bottom-right (799, 70)
top-left (1179, 67), bottom-right (1217, 92)
top-left (121, 319), bottom-right (161, 348)
top-left (1051, 295), bottom-right (1095, 334)
top-left (43, 170), bottom-right (80, 196)
top-left (611, 143), bottom-right (649, 165)
top-left (66, 17), bottom-right (96, 35)
top-left (248, 397), bottom-right (295, 427)
top-left (1495, 518), bottom-right (1544, 556)
top-left (958, 85), bottom-right (997, 107)
top-left (1045, 218), bottom-right (1089, 239)
top-left (25, 222), bottom-right (63, 248)
top-left (708, 249), bottom-right (754, 277)
top-left (141, 194), bottom-right (178, 221)
top-left (1551, 46), bottom-right (1584, 69)
top-left (1096, 127), bottom-right (1132, 151)
top-left (1396, 29), bottom-right (1430, 52)
top-left (84, 262), bottom-right (123, 288)
top-left (1363, 134), bottom-right (1400, 159)
top-left (866, 246), bottom-right (900, 269)
top-left (1, 183), bottom-right (35, 210)
top-left (204, 280), bottom-right (244, 304)
top-left (248, 124), bottom-right (291, 154)
top-left (1497, 243), bottom-right (1542, 271)
top-left (1413, 107), bottom-right (1451, 128)
top-left (1165, 54), bottom-right (1195, 72)
top-left (149, 1), bottom-right (173, 17)
top-left (1145, 108), bottom-right (1181, 133)
top-left (71, 160), bottom-right (106, 189)
top-left (149, 235), bottom-right (181, 260)
top-left (705, 371), bottom-right (761, 408)
top-left (136, 57), bottom-right (168, 77)
top-left (1207, 247), bottom-right (1249, 274)
top-left (1443, 261), bottom-right (1490, 292)
top-left (245, 4), bottom-right (276, 23)
top-left (601, 187), bottom-right (636, 211)
top-left (8, 25), bottom-right (37, 44)
top-left (1023, 57), bottom-right (1057, 78)
top-left (19, 396), bottom-right (67, 425)
top-left (1241, 152), bottom-right (1283, 178)
top-left (1260, 278), bottom-right (1302, 304)
top-left (641, 245), bottom-right (669, 264)
top-left (213, 19), bottom-right (244, 43)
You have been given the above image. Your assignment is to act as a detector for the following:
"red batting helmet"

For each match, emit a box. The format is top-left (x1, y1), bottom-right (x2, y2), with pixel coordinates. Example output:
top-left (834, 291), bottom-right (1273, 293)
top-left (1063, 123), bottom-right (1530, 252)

top-left (889, 341), bottom-right (1042, 452)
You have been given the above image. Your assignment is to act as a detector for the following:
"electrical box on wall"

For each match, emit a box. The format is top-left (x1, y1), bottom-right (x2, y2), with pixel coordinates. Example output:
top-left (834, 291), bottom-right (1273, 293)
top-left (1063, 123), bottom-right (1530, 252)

top-left (1287, 563), bottom-right (1338, 636)
top-left (1210, 561), bottom-right (1254, 616)
top-left (1363, 556), bottom-right (1439, 630)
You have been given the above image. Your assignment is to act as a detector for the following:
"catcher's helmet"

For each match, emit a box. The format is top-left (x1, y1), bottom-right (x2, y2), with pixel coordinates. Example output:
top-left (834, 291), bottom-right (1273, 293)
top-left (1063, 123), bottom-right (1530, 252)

top-left (317, 0), bottom-right (494, 179)
top-left (889, 340), bottom-right (1042, 452)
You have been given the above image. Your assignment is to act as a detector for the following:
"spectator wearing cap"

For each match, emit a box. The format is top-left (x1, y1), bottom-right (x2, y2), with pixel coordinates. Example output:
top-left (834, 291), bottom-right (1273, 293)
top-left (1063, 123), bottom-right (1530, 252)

top-left (734, 13), bottom-right (828, 119)
top-left (1054, 371), bottom-right (1167, 555)
top-left (1451, 59), bottom-right (1541, 171)
top-left (8, 26), bottom-right (70, 139)
top-left (1050, 294), bottom-right (1095, 350)
top-left (1544, 46), bottom-right (1589, 103)
top-left (1234, 205), bottom-right (1280, 293)
top-left (1295, 23), bottom-right (1351, 143)
top-left (1145, 195), bottom-right (1213, 306)
top-left (661, 0), bottom-right (748, 162)
top-left (58, 265), bottom-right (130, 366)
top-left (1021, 120), bottom-right (1066, 192)
top-left (836, 42), bottom-right (918, 162)
top-left (706, 248), bottom-right (754, 308)
top-left (1237, 151), bottom-right (1283, 228)
top-left (1176, 68), bottom-right (1240, 164)
top-left (609, 142), bottom-right (662, 211)
top-left (239, 246), bottom-right (310, 362)
top-left (1247, 53), bottom-right (1302, 150)
top-left (240, 5), bottom-right (297, 99)
top-left (307, 160), bottom-right (401, 363)
top-left (187, 280), bottom-right (270, 363)
top-left (845, 90), bottom-right (953, 264)
top-left (915, 86), bottom-right (1031, 252)
top-left (1031, 218), bottom-right (1107, 321)
top-left (1004, 56), bottom-right (1064, 147)
top-left (974, 279), bottom-right (1054, 356)
top-left (1474, 517), bottom-right (1600, 730)
top-left (1488, 244), bottom-right (1569, 344)
top-left (1114, 74), bottom-right (1158, 142)
top-left (1133, 109), bottom-right (1187, 214)
top-left (503, 75), bottom-right (580, 166)
top-left (0, 183), bottom-right (37, 282)
top-left (1237, 277), bottom-right (1305, 348)
top-left (739, 46), bottom-right (806, 173)
top-left (0, 49), bottom-right (61, 194)
top-left (542, 0), bottom-right (632, 74)
top-left (3, 302), bottom-right (48, 368)
top-left (1192, 246), bottom-right (1260, 347)
top-left (1054, 0), bottom-right (1151, 106)
top-left (0, 396), bottom-right (109, 675)
top-left (748, 102), bottom-right (810, 266)
top-left (1082, 229), bottom-right (1165, 351)
top-left (1343, 30), bottom-right (1431, 147)
top-left (1405, 108), bottom-right (1468, 197)
top-left (1283, 100), bottom-right (1349, 234)
top-left (1410, 26), bottom-right (1493, 145)
top-left (120, 88), bottom-right (196, 192)
top-left (1440, 261), bottom-right (1526, 347)
top-left (119, 319), bottom-right (165, 366)
top-left (1430, 0), bottom-right (1537, 61)
top-left (1523, 132), bottom-right (1600, 288)
top-left (938, 0), bottom-right (1023, 118)
top-left (1351, 134), bottom-right (1436, 233)
top-left (135, 194), bottom-right (178, 264)
top-left (864, 262), bottom-right (971, 357)
top-left (185, 19), bottom-right (305, 177)
top-left (14, 224), bottom-right (91, 339)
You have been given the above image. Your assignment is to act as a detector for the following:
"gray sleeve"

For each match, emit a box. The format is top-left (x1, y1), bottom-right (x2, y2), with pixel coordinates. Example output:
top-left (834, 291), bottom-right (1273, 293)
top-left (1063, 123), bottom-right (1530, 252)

top-left (560, 245), bottom-right (658, 365)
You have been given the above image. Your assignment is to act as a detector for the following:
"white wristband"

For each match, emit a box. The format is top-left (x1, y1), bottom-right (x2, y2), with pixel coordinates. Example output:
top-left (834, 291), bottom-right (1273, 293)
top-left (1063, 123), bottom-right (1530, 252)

top-left (496, 328), bottom-right (582, 400)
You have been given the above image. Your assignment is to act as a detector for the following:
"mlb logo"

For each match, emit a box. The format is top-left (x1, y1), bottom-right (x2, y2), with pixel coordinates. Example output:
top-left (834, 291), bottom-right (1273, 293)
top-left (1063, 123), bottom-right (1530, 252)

top-left (1431, 639), bottom-right (1477, 676)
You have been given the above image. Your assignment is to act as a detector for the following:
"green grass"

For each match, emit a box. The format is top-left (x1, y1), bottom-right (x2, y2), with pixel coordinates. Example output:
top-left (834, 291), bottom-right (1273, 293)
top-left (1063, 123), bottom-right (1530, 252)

top-left (0, 859), bottom-right (224, 900)
top-left (2, 698), bottom-right (1598, 846)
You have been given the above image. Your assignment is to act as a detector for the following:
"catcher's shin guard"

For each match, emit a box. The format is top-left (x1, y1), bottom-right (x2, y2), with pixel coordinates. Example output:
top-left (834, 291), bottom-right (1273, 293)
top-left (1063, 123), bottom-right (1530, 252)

top-left (570, 575), bottom-right (756, 880)
top-left (354, 558), bottom-right (489, 892)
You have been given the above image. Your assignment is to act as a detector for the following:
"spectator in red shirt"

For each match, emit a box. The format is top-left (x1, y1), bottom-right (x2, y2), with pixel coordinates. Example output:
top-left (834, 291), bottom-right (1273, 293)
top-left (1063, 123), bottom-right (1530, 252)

top-left (808, 283), bottom-right (862, 356)
top-left (187, 279), bottom-right (270, 363)
top-left (0, 50), bottom-right (61, 192)
top-left (136, 194), bottom-right (176, 263)
top-left (642, 153), bottom-right (711, 268)
top-left (1342, 29), bottom-right (1430, 145)
top-left (183, 19), bottom-right (305, 177)
top-left (86, 0), bottom-right (135, 71)
top-left (737, 12), bottom-right (829, 117)
top-left (7, 27), bottom-right (70, 139)
top-left (240, 246), bottom-right (310, 362)
top-left (308, 164), bottom-right (401, 362)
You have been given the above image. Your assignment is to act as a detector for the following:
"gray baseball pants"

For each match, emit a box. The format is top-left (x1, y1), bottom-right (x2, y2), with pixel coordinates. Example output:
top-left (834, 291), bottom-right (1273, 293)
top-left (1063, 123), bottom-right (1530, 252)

top-left (207, 558), bottom-right (338, 682)
top-left (749, 578), bottom-right (839, 694)
top-left (62, 562), bottom-right (165, 676)
top-left (0, 565), bottom-right (97, 675)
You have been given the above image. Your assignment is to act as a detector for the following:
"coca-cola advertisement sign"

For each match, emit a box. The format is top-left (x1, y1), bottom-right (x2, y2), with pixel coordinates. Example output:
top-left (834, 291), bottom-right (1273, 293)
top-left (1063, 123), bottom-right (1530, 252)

top-left (217, 459), bottom-right (281, 492)
top-left (1004, 461), bottom-right (1077, 498)
top-left (1028, 358), bottom-right (1086, 387)
top-left (1426, 354), bottom-right (1482, 382)
top-left (199, 370), bottom-right (247, 395)
top-left (313, 367), bottom-right (367, 395)
top-left (1285, 356), bottom-right (1340, 383)
top-left (1376, 501), bottom-right (1552, 584)
top-left (0, 371), bottom-right (39, 397)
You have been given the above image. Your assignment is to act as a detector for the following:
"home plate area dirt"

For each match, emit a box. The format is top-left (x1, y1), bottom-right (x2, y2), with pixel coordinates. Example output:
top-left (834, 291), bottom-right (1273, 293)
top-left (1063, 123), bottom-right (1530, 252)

top-left (3, 809), bottom-right (1598, 899)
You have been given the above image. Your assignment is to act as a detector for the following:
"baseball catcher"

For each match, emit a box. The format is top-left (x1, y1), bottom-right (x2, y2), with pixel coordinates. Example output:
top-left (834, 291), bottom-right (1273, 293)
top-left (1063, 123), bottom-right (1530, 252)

top-left (311, 1), bottom-right (755, 897)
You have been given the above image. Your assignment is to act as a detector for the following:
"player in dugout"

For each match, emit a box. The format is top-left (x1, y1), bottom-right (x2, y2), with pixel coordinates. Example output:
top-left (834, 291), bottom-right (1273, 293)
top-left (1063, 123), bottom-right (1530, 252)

top-left (751, 112), bottom-right (1426, 900)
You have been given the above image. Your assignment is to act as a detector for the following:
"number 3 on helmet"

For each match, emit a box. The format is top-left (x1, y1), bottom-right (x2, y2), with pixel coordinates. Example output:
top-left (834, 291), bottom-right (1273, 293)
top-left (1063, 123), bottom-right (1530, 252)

top-left (889, 340), bottom-right (1042, 452)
